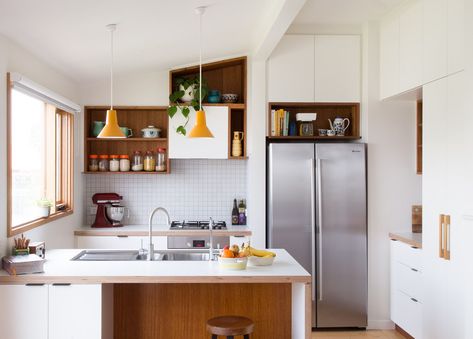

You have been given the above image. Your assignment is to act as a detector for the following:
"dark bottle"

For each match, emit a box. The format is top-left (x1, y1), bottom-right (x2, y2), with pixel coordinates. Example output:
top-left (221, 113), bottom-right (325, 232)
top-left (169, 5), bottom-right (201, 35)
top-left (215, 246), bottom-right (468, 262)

top-left (232, 199), bottom-right (239, 225)
top-left (238, 199), bottom-right (247, 225)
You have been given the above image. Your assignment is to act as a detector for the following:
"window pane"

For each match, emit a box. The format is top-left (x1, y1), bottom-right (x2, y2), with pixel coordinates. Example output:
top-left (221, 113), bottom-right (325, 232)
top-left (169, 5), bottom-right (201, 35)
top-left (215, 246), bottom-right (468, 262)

top-left (11, 89), bottom-right (47, 226)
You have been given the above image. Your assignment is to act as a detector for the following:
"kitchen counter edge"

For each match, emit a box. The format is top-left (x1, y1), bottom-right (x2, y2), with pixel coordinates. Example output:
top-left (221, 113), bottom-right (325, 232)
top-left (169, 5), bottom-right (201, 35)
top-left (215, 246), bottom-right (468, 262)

top-left (389, 232), bottom-right (422, 249)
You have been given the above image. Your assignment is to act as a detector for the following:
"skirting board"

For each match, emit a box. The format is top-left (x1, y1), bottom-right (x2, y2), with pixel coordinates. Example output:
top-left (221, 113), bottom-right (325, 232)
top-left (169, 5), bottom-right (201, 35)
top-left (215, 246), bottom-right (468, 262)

top-left (367, 320), bottom-right (395, 330)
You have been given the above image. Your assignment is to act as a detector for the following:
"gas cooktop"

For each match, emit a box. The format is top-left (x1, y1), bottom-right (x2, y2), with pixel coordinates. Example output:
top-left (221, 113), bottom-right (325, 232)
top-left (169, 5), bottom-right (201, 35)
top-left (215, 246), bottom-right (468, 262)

top-left (170, 220), bottom-right (227, 230)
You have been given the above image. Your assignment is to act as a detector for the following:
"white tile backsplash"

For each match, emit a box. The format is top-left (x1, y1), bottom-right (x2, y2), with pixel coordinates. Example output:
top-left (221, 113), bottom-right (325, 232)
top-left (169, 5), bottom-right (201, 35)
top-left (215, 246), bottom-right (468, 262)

top-left (84, 160), bottom-right (247, 225)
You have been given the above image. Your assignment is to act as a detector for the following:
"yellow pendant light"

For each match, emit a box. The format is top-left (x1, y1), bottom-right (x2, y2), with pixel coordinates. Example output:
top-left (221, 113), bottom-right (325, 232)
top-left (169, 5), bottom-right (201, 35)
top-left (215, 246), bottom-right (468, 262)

top-left (188, 6), bottom-right (214, 138)
top-left (98, 24), bottom-right (125, 139)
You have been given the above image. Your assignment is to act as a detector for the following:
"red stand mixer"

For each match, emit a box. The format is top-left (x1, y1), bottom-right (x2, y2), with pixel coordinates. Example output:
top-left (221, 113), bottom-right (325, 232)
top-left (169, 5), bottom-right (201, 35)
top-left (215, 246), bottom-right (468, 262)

top-left (91, 193), bottom-right (126, 228)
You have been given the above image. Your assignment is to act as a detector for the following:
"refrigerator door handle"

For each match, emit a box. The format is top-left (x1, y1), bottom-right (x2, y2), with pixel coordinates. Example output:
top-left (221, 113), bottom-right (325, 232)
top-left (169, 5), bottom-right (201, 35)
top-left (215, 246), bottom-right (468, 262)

top-left (316, 158), bottom-right (323, 301)
top-left (310, 159), bottom-right (316, 301)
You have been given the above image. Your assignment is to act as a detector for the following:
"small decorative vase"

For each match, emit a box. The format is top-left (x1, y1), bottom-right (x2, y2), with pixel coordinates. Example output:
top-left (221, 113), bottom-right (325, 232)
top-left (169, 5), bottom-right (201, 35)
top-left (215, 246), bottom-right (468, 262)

top-left (232, 131), bottom-right (244, 157)
top-left (179, 84), bottom-right (196, 103)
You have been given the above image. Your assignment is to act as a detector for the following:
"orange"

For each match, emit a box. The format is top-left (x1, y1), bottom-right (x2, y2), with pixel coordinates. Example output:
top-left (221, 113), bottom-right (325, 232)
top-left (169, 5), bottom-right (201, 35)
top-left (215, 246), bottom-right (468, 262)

top-left (221, 249), bottom-right (235, 258)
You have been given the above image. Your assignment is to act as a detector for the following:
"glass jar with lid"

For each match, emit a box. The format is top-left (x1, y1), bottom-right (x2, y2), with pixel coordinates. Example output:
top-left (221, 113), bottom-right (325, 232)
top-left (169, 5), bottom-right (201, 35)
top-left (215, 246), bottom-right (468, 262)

top-left (109, 155), bottom-right (120, 172)
top-left (88, 154), bottom-right (99, 172)
top-left (144, 151), bottom-right (156, 172)
top-left (119, 155), bottom-right (130, 172)
top-left (98, 155), bottom-right (109, 172)
top-left (131, 151), bottom-right (143, 172)
top-left (156, 148), bottom-right (167, 172)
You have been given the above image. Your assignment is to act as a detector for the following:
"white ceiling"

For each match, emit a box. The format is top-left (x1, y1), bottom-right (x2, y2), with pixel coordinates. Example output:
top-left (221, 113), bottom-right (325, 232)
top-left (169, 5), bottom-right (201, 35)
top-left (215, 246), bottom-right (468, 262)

top-left (0, 0), bottom-right (403, 83)
top-left (293, 0), bottom-right (403, 25)
top-left (0, 0), bottom-right (272, 82)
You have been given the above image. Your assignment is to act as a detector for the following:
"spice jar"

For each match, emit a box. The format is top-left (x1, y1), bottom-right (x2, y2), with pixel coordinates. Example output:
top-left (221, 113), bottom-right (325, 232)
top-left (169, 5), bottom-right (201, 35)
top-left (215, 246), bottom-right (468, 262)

top-left (119, 155), bottom-right (130, 172)
top-left (131, 151), bottom-right (143, 172)
top-left (144, 151), bottom-right (156, 172)
top-left (156, 148), bottom-right (167, 172)
top-left (98, 155), bottom-right (109, 172)
top-left (109, 155), bottom-right (120, 172)
top-left (88, 154), bottom-right (99, 172)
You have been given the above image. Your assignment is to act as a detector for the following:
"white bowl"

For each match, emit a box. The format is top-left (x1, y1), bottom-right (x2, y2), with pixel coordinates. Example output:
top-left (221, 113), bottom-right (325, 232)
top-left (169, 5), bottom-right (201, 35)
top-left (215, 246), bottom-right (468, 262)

top-left (217, 256), bottom-right (248, 270)
top-left (248, 256), bottom-right (275, 266)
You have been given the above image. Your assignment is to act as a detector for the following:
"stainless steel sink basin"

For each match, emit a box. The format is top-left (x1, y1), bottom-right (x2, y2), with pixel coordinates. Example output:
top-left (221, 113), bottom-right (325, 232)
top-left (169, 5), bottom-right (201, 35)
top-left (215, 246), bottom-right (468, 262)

top-left (71, 250), bottom-right (213, 261)
top-left (160, 252), bottom-right (210, 261)
top-left (71, 250), bottom-right (147, 261)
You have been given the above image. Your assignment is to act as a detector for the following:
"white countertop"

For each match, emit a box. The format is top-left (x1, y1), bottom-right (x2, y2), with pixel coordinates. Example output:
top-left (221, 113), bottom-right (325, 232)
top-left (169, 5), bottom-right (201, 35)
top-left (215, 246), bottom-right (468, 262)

top-left (389, 231), bottom-right (422, 248)
top-left (0, 249), bottom-right (310, 284)
top-left (74, 224), bottom-right (252, 237)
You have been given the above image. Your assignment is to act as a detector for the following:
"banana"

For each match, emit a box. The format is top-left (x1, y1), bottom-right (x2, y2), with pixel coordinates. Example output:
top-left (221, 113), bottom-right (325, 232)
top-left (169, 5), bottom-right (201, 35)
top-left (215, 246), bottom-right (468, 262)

top-left (248, 246), bottom-right (276, 258)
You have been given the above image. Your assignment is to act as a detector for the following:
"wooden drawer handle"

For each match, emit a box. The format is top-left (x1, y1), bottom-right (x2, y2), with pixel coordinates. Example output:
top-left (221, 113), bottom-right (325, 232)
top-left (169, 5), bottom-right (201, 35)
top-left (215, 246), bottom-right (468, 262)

top-left (445, 215), bottom-right (451, 260)
top-left (439, 214), bottom-right (445, 258)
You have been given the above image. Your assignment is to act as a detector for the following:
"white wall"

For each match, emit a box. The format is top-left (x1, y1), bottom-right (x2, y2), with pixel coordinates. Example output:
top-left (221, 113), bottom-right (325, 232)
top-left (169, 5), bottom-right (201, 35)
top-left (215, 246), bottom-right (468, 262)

top-left (0, 34), bottom-right (82, 256)
top-left (361, 22), bottom-right (422, 329)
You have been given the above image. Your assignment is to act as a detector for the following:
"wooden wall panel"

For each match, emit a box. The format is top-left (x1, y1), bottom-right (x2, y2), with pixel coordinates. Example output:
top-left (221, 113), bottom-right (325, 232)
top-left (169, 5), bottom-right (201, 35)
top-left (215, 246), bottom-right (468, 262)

top-left (114, 283), bottom-right (291, 339)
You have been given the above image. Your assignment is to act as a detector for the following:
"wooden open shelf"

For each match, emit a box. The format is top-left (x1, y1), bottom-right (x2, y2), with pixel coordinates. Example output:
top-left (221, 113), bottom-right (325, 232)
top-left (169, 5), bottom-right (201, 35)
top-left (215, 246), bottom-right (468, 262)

top-left (268, 102), bottom-right (361, 139)
top-left (84, 106), bottom-right (171, 174)
top-left (170, 57), bottom-right (247, 159)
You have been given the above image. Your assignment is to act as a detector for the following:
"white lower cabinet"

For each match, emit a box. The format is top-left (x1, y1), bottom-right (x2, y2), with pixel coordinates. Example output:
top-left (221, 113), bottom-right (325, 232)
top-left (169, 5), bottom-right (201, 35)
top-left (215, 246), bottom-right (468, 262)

top-left (391, 240), bottom-right (422, 338)
top-left (0, 284), bottom-right (102, 339)
top-left (49, 284), bottom-right (102, 339)
top-left (0, 284), bottom-right (49, 339)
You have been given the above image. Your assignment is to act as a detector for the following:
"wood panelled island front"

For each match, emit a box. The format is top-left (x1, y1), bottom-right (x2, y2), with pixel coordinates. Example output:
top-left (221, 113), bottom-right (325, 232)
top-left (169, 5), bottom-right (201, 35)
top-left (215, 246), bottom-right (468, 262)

top-left (0, 249), bottom-right (311, 339)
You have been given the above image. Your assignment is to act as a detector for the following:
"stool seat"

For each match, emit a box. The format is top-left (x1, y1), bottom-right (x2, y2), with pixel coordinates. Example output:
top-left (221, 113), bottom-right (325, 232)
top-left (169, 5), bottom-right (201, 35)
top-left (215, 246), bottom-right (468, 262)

top-left (206, 316), bottom-right (254, 336)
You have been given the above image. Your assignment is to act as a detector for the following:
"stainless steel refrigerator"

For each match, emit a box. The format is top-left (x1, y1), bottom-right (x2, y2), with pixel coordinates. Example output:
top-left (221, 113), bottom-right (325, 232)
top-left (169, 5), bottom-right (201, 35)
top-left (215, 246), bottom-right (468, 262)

top-left (267, 143), bottom-right (367, 328)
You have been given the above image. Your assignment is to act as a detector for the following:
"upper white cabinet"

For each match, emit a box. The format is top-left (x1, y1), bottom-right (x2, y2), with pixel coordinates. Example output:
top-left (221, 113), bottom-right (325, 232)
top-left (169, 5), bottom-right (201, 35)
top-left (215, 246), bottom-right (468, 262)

top-left (0, 284), bottom-right (49, 339)
top-left (314, 35), bottom-right (361, 102)
top-left (380, 14), bottom-right (400, 99)
top-left (267, 35), bottom-right (315, 102)
top-left (268, 34), bottom-right (361, 103)
top-left (380, 0), bottom-right (465, 98)
top-left (399, 1), bottom-right (423, 92)
top-left (422, 0), bottom-right (448, 83)
top-left (169, 106), bottom-right (229, 159)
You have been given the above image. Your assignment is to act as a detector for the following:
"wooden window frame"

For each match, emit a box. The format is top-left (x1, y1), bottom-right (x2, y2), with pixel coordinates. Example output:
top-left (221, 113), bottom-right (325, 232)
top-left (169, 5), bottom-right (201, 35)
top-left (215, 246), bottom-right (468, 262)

top-left (6, 73), bottom-right (74, 237)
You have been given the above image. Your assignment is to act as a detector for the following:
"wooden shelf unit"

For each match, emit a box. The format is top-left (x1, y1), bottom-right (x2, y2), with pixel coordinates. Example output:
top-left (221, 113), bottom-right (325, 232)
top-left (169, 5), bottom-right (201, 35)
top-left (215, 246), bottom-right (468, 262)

top-left (169, 57), bottom-right (247, 159)
top-left (416, 100), bottom-right (423, 175)
top-left (268, 102), bottom-right (361, 139)
top-left (84, 106), bottom-right (171, 174)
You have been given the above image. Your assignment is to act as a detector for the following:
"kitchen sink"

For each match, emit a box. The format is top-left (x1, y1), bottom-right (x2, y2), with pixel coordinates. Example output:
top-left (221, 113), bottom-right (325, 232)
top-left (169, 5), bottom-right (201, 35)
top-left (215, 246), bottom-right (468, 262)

top-left (160, 252), bottom-right (210, 261)
top-left (71, 250), bottom-right (147, 261)
top-left (71, 250), bottom-right (214, 261)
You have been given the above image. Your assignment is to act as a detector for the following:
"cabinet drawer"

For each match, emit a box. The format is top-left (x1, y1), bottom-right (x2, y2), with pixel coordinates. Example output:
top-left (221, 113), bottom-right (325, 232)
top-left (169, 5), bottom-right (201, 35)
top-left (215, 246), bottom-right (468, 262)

top-left (75, 236), bottom-right (167, 250)
top-left (391, 290), bottom-right (422, 338)
top-left (393, 261), bottom-right (422, 302)
top-left (391, 239), bottom-right (422, 271)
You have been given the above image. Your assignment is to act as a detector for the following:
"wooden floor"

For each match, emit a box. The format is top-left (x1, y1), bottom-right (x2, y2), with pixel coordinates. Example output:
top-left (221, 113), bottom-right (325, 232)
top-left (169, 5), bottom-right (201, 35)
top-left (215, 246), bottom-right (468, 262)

top-left (312, 330), bottom-right (405, 339)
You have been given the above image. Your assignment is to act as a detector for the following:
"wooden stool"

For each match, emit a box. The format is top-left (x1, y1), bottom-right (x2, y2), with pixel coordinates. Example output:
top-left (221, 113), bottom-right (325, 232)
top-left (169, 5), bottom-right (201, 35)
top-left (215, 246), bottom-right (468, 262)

top-left (206, 316), bottom-right (254, 339)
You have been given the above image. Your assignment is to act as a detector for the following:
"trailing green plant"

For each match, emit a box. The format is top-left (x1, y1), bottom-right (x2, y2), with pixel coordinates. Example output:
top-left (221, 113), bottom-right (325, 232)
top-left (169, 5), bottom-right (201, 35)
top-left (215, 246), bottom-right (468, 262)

top-left (167, 76), bottom-right (208, 136)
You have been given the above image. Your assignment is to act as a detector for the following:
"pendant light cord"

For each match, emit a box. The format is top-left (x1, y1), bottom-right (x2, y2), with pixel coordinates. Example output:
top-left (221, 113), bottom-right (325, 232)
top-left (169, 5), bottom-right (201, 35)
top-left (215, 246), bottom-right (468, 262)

top-left (110, 26), bottom-right (114, 110)
top-left (199, 10), bottom-right (202, 111)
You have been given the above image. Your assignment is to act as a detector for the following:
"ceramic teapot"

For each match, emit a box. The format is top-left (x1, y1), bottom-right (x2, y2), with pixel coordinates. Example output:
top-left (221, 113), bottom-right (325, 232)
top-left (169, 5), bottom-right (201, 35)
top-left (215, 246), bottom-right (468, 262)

top-left (141, 126), bottom-right (161, 138)
top-left (328, 117), bottom-right (350, 136)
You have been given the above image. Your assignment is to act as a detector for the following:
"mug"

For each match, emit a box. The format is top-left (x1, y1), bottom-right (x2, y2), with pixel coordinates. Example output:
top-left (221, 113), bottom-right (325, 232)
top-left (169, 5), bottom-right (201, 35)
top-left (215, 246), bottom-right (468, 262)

top-left (318, 129), bottom-right (327, 136)
top-left (327, 130), bottom-right (336, 137)
top-left (233, 131), bottom-right (244, 141)
top-left (91, 121), bottom-right (105, 137)
top-left (120, 127), bottom-right (133, 138)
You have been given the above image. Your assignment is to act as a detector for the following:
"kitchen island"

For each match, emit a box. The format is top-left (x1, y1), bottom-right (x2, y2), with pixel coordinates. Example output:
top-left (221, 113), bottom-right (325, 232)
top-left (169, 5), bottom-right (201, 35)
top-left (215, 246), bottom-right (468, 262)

top-left (0, 249), bottom-right (311, 339)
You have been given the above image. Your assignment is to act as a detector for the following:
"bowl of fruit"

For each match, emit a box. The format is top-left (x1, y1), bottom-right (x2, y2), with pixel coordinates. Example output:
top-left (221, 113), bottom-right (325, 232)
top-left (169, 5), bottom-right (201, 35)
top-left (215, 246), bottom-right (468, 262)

top-left (245, 244), bottom-right (276, 266)
top-left (217, 244), bottom-right (249, 270)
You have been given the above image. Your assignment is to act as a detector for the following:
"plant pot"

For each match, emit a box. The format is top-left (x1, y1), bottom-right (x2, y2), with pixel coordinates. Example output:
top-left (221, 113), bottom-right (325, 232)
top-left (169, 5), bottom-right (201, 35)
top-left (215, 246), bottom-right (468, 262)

top-left (179, 84), bottom-right (196, 103)
top-left (38, 206), bottom-right (51, 218)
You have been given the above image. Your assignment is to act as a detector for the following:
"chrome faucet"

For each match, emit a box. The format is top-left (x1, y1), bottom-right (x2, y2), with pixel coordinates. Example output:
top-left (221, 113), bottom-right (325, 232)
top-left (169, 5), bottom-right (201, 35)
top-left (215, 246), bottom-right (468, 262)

top-left (209, 217), bottom-right (214, 261)
top-left (148, 207), bottom-right (171, 261)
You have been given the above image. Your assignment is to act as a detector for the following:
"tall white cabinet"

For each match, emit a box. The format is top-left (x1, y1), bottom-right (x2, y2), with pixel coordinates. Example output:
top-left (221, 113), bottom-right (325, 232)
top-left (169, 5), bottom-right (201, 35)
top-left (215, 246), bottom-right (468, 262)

top-left (422, 71), bottom-right (470, 339)
top-left (268, 34), bottom-right (361, 103)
